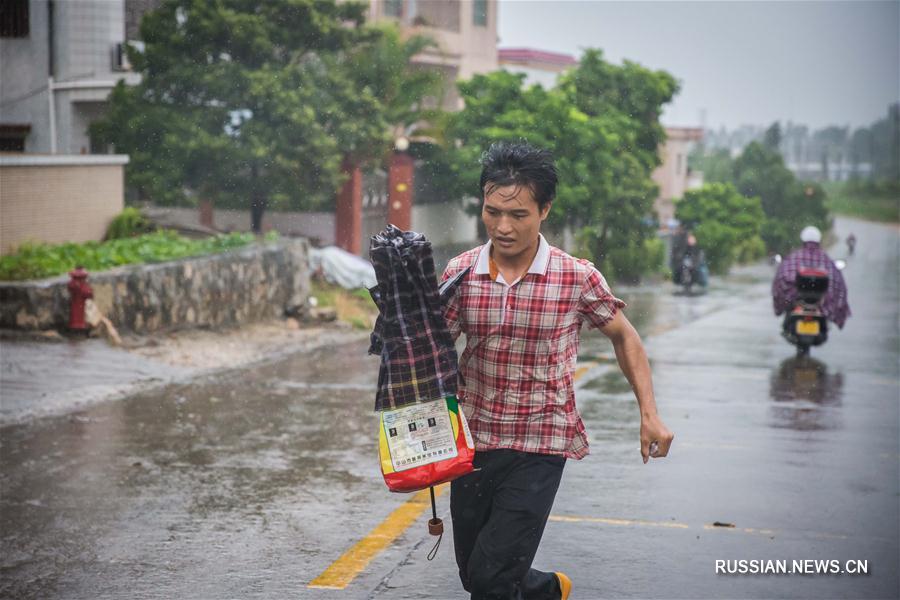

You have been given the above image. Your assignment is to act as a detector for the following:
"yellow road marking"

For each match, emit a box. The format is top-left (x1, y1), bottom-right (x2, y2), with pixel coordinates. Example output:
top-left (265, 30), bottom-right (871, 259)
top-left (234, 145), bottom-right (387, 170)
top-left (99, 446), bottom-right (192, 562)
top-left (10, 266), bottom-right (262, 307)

top-left (550, 515), bottom-right (689, 529)
top-left (308, 362), bottom-right (601, 589)
top-left (701, 524), bottom-right (778, 536)
top-left (573, 363), bottom-right (596, 381)
top-left (308, 484), bottom-right (447, 589)
top-left (553, 515), bottom-right (895, 543)
top-left (553, 515), bottom-right (779, 537)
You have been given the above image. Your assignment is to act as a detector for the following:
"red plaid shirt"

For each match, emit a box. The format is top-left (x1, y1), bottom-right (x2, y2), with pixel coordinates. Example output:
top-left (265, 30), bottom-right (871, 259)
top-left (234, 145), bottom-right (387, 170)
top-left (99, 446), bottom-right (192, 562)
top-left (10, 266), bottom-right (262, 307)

top-left (441, 236), bottom-right (625, 459)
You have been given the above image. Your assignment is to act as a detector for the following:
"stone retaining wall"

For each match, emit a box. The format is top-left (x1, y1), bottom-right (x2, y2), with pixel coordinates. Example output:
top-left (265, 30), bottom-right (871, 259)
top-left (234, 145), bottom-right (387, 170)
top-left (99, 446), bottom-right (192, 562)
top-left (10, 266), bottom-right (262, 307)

top-left (0, 239), bottom-right (310, 334)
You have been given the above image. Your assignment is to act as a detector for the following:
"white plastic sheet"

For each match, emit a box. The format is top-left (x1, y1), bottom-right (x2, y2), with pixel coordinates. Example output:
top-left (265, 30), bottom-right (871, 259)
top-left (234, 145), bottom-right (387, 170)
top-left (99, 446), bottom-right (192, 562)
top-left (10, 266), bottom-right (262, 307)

top-left (308, 246), bottom-right (377, 290)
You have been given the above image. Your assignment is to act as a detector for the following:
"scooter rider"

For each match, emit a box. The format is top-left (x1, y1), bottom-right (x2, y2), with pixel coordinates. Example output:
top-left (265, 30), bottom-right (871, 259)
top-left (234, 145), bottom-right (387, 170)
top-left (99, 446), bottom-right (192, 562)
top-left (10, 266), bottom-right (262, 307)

top-left (846, 232), bottom-right (857, 256)
top-left (772, 226), bottom-right (851, 330)
top-left (681, 233), bottom-right (709, 287)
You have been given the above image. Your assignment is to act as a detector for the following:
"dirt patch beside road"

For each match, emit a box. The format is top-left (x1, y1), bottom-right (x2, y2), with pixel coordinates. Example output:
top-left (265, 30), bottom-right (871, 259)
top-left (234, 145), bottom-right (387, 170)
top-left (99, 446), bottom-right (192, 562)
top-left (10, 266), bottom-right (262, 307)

top-left (121, 278), bottom-right (377, 370)
top-left (122, 319), bottom-right (366, 370)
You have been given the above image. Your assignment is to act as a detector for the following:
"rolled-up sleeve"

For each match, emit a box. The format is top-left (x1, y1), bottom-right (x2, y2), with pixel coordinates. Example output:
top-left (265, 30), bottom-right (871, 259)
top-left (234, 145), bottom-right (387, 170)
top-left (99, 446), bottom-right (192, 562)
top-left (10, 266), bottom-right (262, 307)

top-left (577, 266), bottom-right (626, 329)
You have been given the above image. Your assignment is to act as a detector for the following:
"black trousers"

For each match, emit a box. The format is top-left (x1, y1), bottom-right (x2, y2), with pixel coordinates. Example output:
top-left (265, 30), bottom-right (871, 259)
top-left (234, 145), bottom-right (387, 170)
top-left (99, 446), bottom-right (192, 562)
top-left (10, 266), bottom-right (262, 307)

top-left (450, 449), bottom-right (566, 600)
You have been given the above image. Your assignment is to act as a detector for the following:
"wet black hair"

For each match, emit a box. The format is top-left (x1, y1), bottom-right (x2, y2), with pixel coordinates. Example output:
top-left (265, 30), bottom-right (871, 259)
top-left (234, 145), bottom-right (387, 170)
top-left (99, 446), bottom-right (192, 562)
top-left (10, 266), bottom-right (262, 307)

top-left (479, 141), bottom-right (558, 211)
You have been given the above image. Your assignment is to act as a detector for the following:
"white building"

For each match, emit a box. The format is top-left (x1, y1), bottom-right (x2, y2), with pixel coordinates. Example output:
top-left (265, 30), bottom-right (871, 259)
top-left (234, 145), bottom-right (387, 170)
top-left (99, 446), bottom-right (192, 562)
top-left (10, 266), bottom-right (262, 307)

top-left (497, 47), bottom-right (577, 89)
top-left (0, 0), bottom-right (151, 154)
top-left (652, 127), bottom-right (705, 229)
top-left (370, 0), bottom-right (498, 111)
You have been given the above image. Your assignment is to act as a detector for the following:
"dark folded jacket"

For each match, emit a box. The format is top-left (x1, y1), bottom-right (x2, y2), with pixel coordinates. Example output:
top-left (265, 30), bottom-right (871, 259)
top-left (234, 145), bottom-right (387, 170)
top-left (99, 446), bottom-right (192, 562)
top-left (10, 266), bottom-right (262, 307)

top-left (368, 224), bottom-right (468, 411)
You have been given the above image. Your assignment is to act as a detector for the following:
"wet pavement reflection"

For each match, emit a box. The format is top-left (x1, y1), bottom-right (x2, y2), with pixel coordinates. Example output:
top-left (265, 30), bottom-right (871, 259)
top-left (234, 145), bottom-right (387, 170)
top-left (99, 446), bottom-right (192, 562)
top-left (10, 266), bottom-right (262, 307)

top-left (769, 356), bottom-right (844, 431)
top-left (0, 342), bottom-right (383, 598)
top-left (1, 217), bottom-right (897, 599)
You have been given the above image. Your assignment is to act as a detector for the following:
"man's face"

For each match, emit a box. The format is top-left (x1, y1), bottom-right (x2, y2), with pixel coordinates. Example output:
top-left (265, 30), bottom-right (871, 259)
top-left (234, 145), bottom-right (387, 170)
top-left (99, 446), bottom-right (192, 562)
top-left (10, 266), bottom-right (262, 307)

top-left (481, 184), bottom-right (551, 262)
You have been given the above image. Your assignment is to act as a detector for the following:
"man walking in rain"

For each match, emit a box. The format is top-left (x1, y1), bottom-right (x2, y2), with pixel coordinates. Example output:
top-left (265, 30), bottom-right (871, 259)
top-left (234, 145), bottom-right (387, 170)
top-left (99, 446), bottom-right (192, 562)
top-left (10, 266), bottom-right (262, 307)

top-left (441, 142), bottom-right (675, 599)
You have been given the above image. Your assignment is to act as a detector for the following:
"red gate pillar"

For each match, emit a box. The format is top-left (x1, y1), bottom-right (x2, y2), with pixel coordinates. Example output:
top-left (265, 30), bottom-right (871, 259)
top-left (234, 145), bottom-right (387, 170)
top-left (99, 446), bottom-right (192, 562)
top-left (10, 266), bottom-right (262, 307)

top-left (388, 151), bottom-right (414, 231)
top-left (199, 199), bottom-right (214, 228)
top-left (335, 160), bottom-right (363, 255)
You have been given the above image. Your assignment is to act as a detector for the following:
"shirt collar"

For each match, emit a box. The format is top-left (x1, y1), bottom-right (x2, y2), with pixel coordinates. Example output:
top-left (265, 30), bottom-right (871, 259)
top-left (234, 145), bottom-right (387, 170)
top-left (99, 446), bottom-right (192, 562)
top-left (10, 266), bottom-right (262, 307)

top-left (474, 234), bottom-right (550, 276)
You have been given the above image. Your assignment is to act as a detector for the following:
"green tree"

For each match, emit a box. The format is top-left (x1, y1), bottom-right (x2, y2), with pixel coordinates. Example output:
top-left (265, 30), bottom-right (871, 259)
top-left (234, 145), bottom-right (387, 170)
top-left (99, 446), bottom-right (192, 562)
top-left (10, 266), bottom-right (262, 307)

top-left (812, 125), bottom-right (849, 180)
top-left (763, 122), bottom-right (782, 152)
top-left (343, 24), bottom-right (444, 145)
top-left (732, 142), bottom-right (830, 254)
top-left (557, 49), bottom-right (678, 282)
top-left (444, 50), bottom-right (678, 282)
top-left (870, 102), bottom-right (900, 183)
top-left (559, 49), bottom-right (678, 171)
top-left (444, 71), bottom-right (571, 206)
top-left (848, 127), bottom-right (873, 177)
top-left (675, 183), bottom-right (765, 274)
top-left (92, 0), bottom-right (440, 232)
top-left (688, 146), bottom-right (734, 184)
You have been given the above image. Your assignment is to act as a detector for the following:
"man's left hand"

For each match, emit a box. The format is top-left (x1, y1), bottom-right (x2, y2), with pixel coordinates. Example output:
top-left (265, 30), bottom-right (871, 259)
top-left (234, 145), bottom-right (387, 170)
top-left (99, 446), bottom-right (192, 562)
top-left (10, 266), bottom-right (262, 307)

top-left (640, 414), bottom-right (674, 464)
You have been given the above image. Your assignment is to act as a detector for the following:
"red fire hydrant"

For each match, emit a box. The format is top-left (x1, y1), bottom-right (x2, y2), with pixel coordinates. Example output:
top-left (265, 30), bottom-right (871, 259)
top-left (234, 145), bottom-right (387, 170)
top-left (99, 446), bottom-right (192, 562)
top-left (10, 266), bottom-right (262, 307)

top-left (67, 266), bottom-right (93, 332)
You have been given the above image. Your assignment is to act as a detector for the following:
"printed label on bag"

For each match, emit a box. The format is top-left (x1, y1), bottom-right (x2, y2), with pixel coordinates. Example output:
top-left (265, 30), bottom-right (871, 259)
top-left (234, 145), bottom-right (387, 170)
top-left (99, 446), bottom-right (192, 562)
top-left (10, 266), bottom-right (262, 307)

top-left (381, 401), bottom-right (458, 472)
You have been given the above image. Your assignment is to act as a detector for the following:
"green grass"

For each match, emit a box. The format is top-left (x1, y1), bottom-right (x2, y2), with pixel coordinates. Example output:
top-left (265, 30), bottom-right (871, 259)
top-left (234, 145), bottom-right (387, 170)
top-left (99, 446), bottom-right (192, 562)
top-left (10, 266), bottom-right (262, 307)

top-left (309, 278), bottom-right (377, 330)
top-left (0, 230), bottom-right (279, 281)
top-left (823, 180), bottom-right (899, 223)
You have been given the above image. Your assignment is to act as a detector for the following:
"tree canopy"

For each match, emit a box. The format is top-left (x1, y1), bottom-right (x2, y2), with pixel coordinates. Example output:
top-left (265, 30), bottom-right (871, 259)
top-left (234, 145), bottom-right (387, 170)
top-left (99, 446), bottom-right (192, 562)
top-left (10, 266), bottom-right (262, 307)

top-left (675, 183), bottom-right (766, 274)
top-left (92, 0), bottom-right (441, 230)
top-left (444, 50), bottom-right (678, 282)
top-left (733, 141), bottom-right (830, 254)
top-left (687, 129), bottom-right (833, 257)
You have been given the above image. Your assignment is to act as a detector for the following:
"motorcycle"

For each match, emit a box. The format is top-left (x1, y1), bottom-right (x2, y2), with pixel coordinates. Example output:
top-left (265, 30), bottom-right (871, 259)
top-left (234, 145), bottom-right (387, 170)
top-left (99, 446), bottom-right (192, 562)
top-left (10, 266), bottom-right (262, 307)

top-left (678, 252), bottom-right (708, 295)
top-left (775, 257), bottom-right (846, 357)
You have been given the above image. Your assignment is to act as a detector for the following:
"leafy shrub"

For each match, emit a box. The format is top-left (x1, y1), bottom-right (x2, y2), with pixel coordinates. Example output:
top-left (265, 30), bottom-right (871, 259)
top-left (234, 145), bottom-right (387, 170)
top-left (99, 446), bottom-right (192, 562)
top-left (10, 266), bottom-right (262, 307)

top-left (824, 179), bottom-right (900, 223)
top-left (576, 227), bottom-right (665, 284)
top-left (105, 207), bottom-right (156, 240)
top-left (676, 183), bottom-right (766, 274)
top-left (732, 142), bottom-right (830, 254)
top-left (604, 236), bottom-right (666, 284)
top-left (0, 230), bottom-right (278, 281)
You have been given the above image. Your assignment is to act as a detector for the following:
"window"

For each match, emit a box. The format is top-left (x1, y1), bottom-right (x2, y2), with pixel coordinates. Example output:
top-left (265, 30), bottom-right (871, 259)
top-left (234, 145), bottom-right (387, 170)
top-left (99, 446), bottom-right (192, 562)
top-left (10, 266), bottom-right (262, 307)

top-left (473, 0), bottom-right (487, 26)
top-left (413, 0), bottom-right (459, 30)
top-left (384, 0), bottom-right (402, 18)
top-left (0, 125), bottom-right (30, 152)
top-left (0, 137), bottom-right (25, 152)
top-left (0, 0), bottom-right (29, 37)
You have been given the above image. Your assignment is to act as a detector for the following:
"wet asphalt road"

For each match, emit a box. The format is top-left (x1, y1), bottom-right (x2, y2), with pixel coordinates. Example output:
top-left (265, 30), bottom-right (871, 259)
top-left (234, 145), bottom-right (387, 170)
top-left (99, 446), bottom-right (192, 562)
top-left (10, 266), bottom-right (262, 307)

top-left (1, 217), bottom-right (897, 599)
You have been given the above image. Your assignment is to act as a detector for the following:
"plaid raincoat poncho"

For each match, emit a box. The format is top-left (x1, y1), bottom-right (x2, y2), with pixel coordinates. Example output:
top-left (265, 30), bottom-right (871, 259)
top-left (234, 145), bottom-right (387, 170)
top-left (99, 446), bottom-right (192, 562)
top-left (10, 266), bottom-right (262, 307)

top-left (773, 241), bottom-right (851, 328)
top-left (368, 225), bottom-right (468, 411)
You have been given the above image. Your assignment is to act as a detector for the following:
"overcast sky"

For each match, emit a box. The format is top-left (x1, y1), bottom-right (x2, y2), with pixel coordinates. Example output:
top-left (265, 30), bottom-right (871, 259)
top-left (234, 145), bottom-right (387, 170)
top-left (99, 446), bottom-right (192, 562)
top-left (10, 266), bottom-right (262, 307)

top-left (497, 0), bottom-right (900, 131)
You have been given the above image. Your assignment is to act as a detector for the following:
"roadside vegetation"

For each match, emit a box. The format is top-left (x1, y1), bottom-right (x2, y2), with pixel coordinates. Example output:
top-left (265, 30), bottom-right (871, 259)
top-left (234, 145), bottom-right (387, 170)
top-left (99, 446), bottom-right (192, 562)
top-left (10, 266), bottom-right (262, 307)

top-left (105, 207), bottom-right (157, 240)
top-left (822, 180), bottom-right (899, 223)
top-left (675, 183), bottom-right (766, 274)
top-left (92, 2), bottom-right (442, 233)
top-left (90, 1), bottom-right (894, 287)
top-left (0, 230), bottom-right (278, 282)
top-left (683, 123), bottom-right (831, 275)
top-left (688, 106), bottom-right (899, 271)
top-left (94, 0), bottom-right (682, 284)
top-left (444, 50), bottom-right (679, 283)
top-left (309, 279), bottom-right (377, 330)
